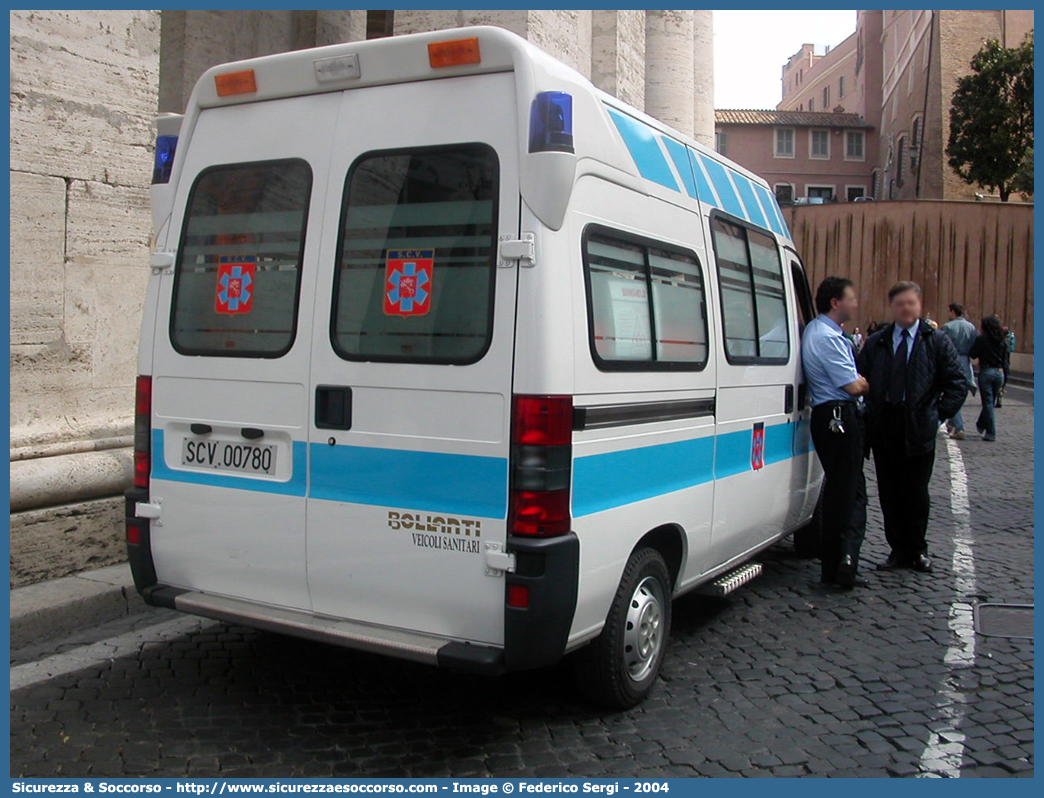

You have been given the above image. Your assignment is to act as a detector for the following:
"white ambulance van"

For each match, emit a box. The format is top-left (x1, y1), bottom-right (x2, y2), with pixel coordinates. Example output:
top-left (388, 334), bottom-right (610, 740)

top-left (128, 27), bottom-right (822, 708)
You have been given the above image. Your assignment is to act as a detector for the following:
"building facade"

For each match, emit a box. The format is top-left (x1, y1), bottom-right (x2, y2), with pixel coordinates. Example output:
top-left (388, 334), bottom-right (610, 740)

top-left (9, 9), bottom-right (715, 586)
top-left (772, 9), bottom-right (1033, 201)
top-left (715, 109), bottom-right (875, 204)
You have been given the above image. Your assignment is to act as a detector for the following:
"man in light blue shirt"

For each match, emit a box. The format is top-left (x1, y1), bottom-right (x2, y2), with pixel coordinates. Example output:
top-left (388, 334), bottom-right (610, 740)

top-left (801, 276), bottom-right (870, 590)
top-left (941, 303), bottom-right (976, 438)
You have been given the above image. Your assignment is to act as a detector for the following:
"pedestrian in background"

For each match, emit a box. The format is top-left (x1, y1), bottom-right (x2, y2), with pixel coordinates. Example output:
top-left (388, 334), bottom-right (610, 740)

top-left (941, 302), bottom-right (977, 440)
top-left (996, 324), bottom-right (1016, 407)
top-left (857, 282), bottom-right (967, 573)
top-left (801, 277), bottom-right (870, 590)
top-left (970, 315), bottom-right (1009, 442)
top-left (853, 326), bottom-right (864, 351)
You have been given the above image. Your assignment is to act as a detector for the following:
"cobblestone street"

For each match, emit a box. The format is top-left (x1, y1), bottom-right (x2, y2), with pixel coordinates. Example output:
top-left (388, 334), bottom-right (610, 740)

top-left (10, 389), bottom-right (1033, 779)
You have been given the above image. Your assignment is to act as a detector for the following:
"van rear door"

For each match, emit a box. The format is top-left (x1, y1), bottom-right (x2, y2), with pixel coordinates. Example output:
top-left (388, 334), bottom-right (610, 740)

top-left (305, 73), bottom-right (519, 645)
top-left (149, 94), bottom-right (339, 610)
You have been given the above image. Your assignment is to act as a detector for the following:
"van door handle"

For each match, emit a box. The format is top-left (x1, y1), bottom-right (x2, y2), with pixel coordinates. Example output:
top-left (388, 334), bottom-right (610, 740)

top-left (315, 386), bottom-right (352, 430)
top-left (241, 427), bottom-right (264, 440)
top-left (784, 385), bottom-right (795, 414)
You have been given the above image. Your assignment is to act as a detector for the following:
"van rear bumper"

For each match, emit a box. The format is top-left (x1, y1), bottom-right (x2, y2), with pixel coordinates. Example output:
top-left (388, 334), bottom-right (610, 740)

top-left (151, 588), bottom-right (505, 675)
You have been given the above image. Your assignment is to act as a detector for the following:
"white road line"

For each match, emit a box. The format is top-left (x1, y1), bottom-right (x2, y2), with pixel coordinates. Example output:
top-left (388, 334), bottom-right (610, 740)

top-left (10, 615), bottom-right (217, 692)
top-left (917, 437), bottom-right (976, 777)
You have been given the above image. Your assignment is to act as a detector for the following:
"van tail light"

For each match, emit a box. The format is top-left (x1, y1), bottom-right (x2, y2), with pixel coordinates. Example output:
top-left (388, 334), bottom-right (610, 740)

top-left (509, 395), bottom-right (572, 537)
top-left (134, 376), bottom-right (152, 490)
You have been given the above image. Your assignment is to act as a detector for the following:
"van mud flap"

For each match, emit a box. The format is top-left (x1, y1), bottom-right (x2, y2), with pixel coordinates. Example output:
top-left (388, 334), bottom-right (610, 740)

top-left (504, 532), bottom-right (580, 671)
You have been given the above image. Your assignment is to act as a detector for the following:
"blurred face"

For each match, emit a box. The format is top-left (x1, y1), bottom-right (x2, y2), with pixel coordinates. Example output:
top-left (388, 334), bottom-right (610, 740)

top-left (832, 285), bottom-right (859, 324)
top-left (890, 288), bottom-right (922, 328)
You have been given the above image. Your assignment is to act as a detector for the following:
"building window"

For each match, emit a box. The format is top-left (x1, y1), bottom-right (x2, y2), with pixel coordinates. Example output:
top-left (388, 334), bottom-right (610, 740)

top-left (846, 186), bottom-right (866, 202)
top-left (715, 131), bottom-right (727, 157)
top-left (845, 130), bottom-right (865, 161)
top-left (809, 97), bottom-right (815, 112)
top-left (774, 184), bottom-right (795, 204)
top-left (839, 75), bottom-right (846, 98)
top-left (896, 136), bottom-right (907, 186)
top-left (807, 185), bottom-right (835, 201)
top-left (912, 116), bottom-right (923, 148)
top-left (810, 129), bottom-right (830, 159)
top-left (774, 127), bottom-right (795, 158)
top-left (823, 86), bottom-right (830, 108)
top-left (799, 103), bottom-right (804, 112)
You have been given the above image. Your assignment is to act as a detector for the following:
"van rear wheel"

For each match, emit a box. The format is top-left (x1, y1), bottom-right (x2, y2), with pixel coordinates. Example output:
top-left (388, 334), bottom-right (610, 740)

top-left (572, 547), bottom-right (671, 709)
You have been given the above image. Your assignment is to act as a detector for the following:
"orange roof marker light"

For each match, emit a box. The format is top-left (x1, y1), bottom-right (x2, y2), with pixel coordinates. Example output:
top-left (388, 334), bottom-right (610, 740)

top-left (215, 69), bottom-right (257, 97)
top-left (428, 37), bottom-right (481, 69)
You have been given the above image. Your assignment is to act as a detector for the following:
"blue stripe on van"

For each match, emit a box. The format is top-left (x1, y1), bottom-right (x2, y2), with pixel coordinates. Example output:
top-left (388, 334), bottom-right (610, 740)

top-left (752, 182), bottom-right (785, 236)
top-left (574, 422), bottom-right (806, 517)
top-left (661, 136), bottom-right (698, 199)
top-left (573, 434), bottom-right (716, 517)
top-left (607, 108), bottom-right (679, 191)
top-left (151, 429), bottom-right (309, 496)
top-left (687, 148), bottom-right (719, 209)
top-left (699, 155), bottom-right (746, 219)
top-left (310, 443), bottom-right (508, 518)
top-left (732, 173), bottom-right (768, 229)
top-left (155, 423), bottom-right (812, 519)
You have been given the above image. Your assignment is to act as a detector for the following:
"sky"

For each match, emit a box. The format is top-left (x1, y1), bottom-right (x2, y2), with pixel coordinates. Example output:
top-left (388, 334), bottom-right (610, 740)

top-left (714, 10), bottom-right (858, 109)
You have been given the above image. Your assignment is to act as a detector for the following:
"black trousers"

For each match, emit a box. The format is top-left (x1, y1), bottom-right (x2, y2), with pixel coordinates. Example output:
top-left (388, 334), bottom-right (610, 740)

top-left (810, 402), bottom-right (868, 580)
top-left (871, 404), bottom-right (936, 561)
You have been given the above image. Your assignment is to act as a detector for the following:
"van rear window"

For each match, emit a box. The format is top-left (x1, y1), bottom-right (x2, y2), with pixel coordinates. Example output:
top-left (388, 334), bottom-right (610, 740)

top-left (170, 160), bottom-right (312, 357)
top-left (331, 145), bottom-right (499, 365)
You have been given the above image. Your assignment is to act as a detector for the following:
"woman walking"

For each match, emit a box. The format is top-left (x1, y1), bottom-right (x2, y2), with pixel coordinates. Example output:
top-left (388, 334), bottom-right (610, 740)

top-left (969, 315), bottom-right (1009, 441)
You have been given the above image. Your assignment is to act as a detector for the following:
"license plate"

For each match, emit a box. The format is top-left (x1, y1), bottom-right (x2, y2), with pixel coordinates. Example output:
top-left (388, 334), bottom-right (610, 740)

top-left (181, 438), bottom-right (277, 476)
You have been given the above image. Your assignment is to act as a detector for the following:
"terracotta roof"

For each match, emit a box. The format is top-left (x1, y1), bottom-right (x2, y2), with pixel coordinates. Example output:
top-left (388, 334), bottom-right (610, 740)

top-left (715, 109), bottom-right (873, 129)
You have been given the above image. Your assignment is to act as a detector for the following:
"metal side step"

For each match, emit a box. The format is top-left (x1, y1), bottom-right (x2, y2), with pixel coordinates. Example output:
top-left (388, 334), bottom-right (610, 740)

top-left (176, 591), bottom-right (451, 664)
top-left (696, 562), bottom-right (763, 597)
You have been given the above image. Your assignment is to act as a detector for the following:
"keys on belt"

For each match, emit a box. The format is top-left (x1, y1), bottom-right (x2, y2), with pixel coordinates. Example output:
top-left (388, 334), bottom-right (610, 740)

top-left (829, 404), bottom-right (846, 434)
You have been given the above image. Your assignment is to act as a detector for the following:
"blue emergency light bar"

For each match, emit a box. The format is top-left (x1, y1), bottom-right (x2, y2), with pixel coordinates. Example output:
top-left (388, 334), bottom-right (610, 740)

top-left (528, 91), bottom-right (573, 154)
top-left (152, 135), bottom-right (178, 184)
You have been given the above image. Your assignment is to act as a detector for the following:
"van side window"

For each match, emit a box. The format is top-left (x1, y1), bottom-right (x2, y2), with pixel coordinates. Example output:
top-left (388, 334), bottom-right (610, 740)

top-left (711, 217), bottom-right (790, 364)
top-left (583, 227), bottom-right (708, 370)
top-left (790, 259), bottom-right (815, 331)
top-left (170, 159), bottom-right (312, 357)
top-left (331, 144), bottom-right (499, 365)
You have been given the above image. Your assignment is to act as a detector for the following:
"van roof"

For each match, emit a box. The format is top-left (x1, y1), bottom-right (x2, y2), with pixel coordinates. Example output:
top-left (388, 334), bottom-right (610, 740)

top-left (177, 26), bottom-right (790, 241)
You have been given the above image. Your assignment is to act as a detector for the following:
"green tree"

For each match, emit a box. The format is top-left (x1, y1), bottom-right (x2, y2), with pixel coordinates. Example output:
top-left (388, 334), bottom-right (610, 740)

top-left (947, 32), bottom-right (1033, 201)
top-left (1011, 145), bottom-right (1033, 197)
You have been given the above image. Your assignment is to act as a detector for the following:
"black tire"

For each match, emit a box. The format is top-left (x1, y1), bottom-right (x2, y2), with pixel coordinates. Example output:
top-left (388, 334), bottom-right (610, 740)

top-left (571, 547), bottom-right (672, 710)
top-left (793, 487), bottom-right (823, 559)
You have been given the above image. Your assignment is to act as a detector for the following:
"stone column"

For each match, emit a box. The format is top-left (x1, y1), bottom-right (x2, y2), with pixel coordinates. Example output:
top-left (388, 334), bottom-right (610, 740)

top-left (591, 10), bottom-right (646, 108)
top-left (158, 10), bottom-right (297, 113)
top-left (691, 10), bottom-right (715, 147)
top-left (314, 10), bottom-right (368, 46)
top-left (644, 10), bottom-right (696, 137)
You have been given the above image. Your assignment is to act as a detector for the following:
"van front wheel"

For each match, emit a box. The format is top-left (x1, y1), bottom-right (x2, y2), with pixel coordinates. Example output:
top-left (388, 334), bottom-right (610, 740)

top-left (572, 547), bottom-right (672, 709)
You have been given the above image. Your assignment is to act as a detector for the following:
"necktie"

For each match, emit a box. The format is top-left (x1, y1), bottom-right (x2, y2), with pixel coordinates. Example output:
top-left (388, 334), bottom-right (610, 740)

top-left (888, 329), bottom-right (909, 404)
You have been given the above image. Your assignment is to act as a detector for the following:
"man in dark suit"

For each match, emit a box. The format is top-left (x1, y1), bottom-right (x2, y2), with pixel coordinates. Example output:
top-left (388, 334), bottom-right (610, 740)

top-left (857, 281), bottom-right (967, 572)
